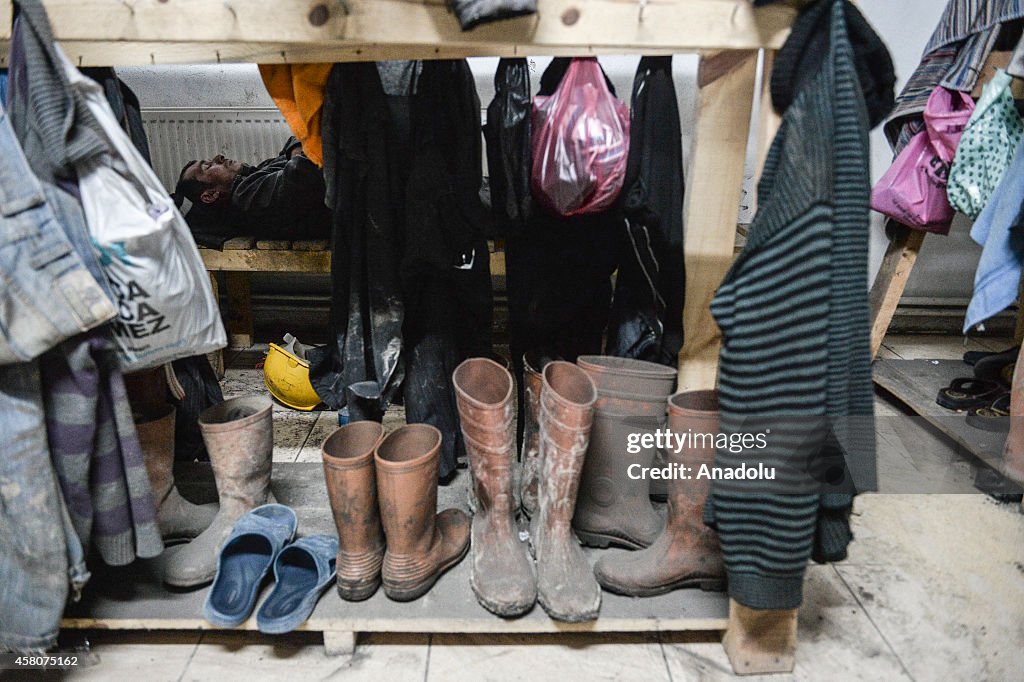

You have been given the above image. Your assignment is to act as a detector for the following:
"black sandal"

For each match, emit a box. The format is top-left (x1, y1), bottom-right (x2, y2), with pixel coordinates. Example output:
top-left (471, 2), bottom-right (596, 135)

top-left (973, 346), bottom-right (1019, 384)
top-left (935, 378), bottom-right (1005, 410)
top-left (966, 393), bottom-right (1012, 432)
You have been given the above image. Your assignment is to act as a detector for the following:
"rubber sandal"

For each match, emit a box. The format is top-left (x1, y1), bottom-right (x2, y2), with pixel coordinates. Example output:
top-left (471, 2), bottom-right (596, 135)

top-left (256, 535), bottom-right (338, 634)
top-left (935, 378), bottom-right (1004, 410)
top-left (203, 504), bottom-right (298, 628)
top-left (966, 393), bottom-right (1012, 432)
top-left (973, 346), bottom-right (1019, 384)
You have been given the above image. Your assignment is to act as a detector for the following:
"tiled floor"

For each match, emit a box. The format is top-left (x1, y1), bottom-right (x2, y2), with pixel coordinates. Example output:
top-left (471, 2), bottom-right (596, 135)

top-left (54, 335), bottom-right (1024, 682)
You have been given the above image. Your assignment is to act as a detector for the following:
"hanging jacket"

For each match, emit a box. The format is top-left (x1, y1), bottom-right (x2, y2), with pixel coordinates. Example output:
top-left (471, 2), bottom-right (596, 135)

top-left (7, 0), bottom-right (162, 568)
top-left (606, 56), bottom-right (686, 366)
top-left (706, 0), bottom-right (878, 611)
top-left (483, 58), bottom-right (532, 237)
top-left (258, 63), bottom-right (333, 167)
top-left (80, 67), bottom-right (152, 163)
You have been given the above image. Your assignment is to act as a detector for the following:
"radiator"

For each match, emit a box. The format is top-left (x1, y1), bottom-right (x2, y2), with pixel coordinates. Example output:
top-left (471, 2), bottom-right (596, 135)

top-left (141, 108), bottom-right (292, 194)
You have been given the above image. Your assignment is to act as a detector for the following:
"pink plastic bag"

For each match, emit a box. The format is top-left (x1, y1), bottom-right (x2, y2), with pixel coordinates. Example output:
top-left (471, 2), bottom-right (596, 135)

top-left (530, 58), bottom-right (630, 217)
top-left (871, 87), bottom-right (974, 234)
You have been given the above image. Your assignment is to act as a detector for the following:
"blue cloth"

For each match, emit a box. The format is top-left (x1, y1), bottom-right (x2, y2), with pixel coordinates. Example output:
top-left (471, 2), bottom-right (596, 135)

top-left (964, 137), bottom-right (1024, 331)
top-left (0, 69), bottom-right (7, 106)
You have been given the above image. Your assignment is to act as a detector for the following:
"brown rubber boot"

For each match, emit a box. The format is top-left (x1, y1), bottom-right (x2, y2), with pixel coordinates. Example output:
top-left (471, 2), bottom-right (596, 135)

top-left (454, 358), bottom-right (537, 617)
top-left (1003, 346), bottom-right (1024, 486)
top-left (136, 404), bottom-right (218, 541)
top-left (594, 390), bottom-right (726, 596)
top-left (520, 351), bottom-right (544, 518)
top-left (534, 361), bottom-right (601, 622)
top-left (164, 396), bottom-right (275, 587)
top-left (571, 407), bottom-right (664, 549)
top-left (375, 424), bottom-right (470, 601)
top-left (322, 421), bottom-right (386, 601)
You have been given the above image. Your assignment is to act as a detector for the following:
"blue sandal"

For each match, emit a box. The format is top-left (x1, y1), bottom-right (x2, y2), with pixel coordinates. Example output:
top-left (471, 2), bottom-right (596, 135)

top-left (257, 535), bottom-right (338, 634)
top-left (203, 504), bottom-right (298, 628)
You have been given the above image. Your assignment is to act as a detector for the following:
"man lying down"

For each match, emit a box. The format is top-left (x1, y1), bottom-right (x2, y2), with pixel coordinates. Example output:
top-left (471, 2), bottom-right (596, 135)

top-left (174, 136), bottom-right (330, 247)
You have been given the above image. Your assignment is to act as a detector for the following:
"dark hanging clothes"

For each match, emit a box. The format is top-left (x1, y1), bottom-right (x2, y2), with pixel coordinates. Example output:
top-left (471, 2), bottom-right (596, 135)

top-left (606, 56), bottom-right (686, 366)
top-left (449, 0), bottom-right (537, 30)
top-left (504, 57), bottom-right (621, 444)
top-left (80, 68), bottom-right (152, 163)
top-left (705, 0), bottom-right (879, 611)
top-left (310, 60), bottom-right (492, 478)
top-left (483, 58), bottom-right (532, 238)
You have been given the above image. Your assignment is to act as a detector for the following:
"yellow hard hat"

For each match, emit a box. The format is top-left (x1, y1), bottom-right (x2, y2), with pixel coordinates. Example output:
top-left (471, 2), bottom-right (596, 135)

top-left (264, 343), bottom-right (321, 411)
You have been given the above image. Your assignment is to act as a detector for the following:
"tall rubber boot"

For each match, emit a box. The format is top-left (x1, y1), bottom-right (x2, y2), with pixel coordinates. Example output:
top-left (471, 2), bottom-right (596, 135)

top-left (375, 424), bottom-right (470, 601)
top-left (346, 381), bottom-right (385, 423)
top-left (454, 358), bottom-right (536, 617)
top-left (534, 361), bottom-right (601, 622)
top-left (322, 421), bottom-right (385, 600)
top-left (136, 404), bottom-right (218, 541)
top-left (1003, 346), bottom-right (1024, 486)
top-left (164, 396), bottom-right (275, 587)
top-left (519, 351), bottom-right (543, 518)
top-left (571, 407), bottom-right (664, 549)
top-left (594, 390), bottom-right (726, 595)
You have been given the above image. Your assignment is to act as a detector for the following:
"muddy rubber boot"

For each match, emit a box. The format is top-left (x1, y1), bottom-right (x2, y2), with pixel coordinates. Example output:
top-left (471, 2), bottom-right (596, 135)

top-left (322, 421), bottom-right (386, 601)
top-left (520, 352), bottom-right (544, 518)
top-left (136, 404), bottom-right (218, 541)
top-left (594, 390), bottom-right (726, 596)
top-left (164, 396), bottom-right (275, 587)
top-left (375, 424), bottom-right (470, 601)
top-left (454, 358), bottom-right (537, 617)
top-left (1003, 347), bottom-right (1024, 486)
top-left (534, 361), bottom-right (601, 622)
top-left (572, 408), bottom-right (664, 549)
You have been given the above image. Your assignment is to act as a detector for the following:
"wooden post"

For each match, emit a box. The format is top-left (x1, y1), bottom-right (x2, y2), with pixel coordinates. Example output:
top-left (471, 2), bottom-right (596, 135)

top-left (677, 49), bottom-right (758, 392)
top-left (225, 271), bottom-right (254, 348)
top-left (868, 227), bottom-right (926, 358)
top-left (722, 599), bottom-right (799, 675)
top-left (0, 0), bottom-right (11, 40)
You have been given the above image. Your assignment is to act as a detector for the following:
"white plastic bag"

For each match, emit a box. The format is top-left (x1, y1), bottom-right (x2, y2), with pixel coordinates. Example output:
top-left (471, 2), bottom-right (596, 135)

top-left (61, 51), bottom-right (226, 371)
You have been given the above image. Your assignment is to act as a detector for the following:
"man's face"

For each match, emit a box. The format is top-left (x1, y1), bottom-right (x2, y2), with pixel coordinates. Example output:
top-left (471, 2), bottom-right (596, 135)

top-left (185, 154), bottom-right (243, 203)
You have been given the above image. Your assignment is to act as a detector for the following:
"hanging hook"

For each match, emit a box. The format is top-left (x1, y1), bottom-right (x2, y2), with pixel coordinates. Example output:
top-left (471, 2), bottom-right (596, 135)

top-left (638, 0), bottom-right (648, 23)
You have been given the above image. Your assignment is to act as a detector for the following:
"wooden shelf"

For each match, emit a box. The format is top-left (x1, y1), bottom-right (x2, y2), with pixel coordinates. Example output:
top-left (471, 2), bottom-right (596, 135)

top-left (0, 0), bottom-right (794, 66)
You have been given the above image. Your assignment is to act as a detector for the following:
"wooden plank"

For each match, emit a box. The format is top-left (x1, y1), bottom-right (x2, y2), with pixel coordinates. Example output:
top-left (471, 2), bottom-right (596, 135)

top-left (199, 248), bottom-right (331, 272)
top-left (722, 600), bottom-right (797, 675)
top-left (292, 239), bottom-right (330, 252)
top-left (677, 50), bottom-right (758, 392)
top-left (0, 0), bottom-right (795, 66)
top-left (868, 228), bottom-right (926, 359)
top-left (752, 49), bottom-right (780, 212)
top-left (873, 358), bottom-right (1017, 478)
top-left (207, 271), bottom-right (225, 379)
top-left (63, 462), bottom-right (729, 635)
top-left (0, 0), bottom-right (10, 41)
top-left (256, 239), bottom-right (292, 250)
top-left (225, 271), bottom-right (254, 348)
top-left (222, 236), bottom-right (256, 250)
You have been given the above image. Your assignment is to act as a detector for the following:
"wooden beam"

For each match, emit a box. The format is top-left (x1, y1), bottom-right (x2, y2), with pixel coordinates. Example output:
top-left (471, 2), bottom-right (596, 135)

top-left (0, 0), bottom-right (10, 41)
top-left (868, 228), bottom-right (926, 358)
top-left (722, 599), bottom-right (798, 675)
top-left (677, 49), bottom-right (758, 392)
top-left (0, 0), bottom-right (795, 66)
top-left (199, 248), bottom-right (331, 272)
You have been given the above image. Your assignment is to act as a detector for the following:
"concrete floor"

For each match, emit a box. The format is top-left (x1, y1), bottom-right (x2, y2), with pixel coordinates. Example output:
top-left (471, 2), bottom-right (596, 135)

top-left (46, 334), bottom-right (1024, 682)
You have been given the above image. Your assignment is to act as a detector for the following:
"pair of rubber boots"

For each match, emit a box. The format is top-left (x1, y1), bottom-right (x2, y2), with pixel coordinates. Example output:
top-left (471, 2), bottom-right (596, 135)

top-left (136, 396), bottom-right (276, 587)
top-left (321, 421), bottom-right (469, 601)
top-left (454, 356), bottom-right (601, 622)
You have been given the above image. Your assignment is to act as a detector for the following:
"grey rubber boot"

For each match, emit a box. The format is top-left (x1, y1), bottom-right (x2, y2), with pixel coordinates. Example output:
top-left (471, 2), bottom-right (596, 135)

top-left (136, 404), bottom-right (218, 541)
top-left (163, 396), bottom-right (275, 587)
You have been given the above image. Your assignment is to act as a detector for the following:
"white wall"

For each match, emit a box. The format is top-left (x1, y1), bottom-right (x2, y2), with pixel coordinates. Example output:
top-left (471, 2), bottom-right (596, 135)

top-left (119, 0), bottom-right (975, 303)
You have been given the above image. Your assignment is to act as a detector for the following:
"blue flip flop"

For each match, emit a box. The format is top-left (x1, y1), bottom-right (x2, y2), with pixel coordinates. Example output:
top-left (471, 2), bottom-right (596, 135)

top-left (203, 504), bottom-right (298, 628)
top-left (256, 534), bottom-right (338, 634)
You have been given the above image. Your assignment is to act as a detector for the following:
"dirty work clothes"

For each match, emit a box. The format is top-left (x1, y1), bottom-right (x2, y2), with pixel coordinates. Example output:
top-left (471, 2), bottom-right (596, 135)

top-left (230, 136), bottom-right (331, 241)
top-left (964, 136), bottom-right (1024, 331)
top-left (606, 56), bottom-right (686, 366)
top-left (80, 67), bottom-right (151, 163)
top-left (311, 60), bottom-right (491, 478)
top-left (450, 0), bottom-right (537, 30)
top-left (707, 0), bottom-right (877, 610)
top-left (259, 64), bottom-right (333, 167)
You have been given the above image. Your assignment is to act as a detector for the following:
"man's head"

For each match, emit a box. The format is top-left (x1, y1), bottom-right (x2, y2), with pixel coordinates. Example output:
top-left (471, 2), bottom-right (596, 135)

top-left (175, 155), bottom-right (244, 206)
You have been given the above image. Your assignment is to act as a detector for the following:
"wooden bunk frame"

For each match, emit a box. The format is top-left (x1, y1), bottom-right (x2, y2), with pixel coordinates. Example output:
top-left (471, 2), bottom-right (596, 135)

top-left (0, 0), bottom-right (814, 675)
